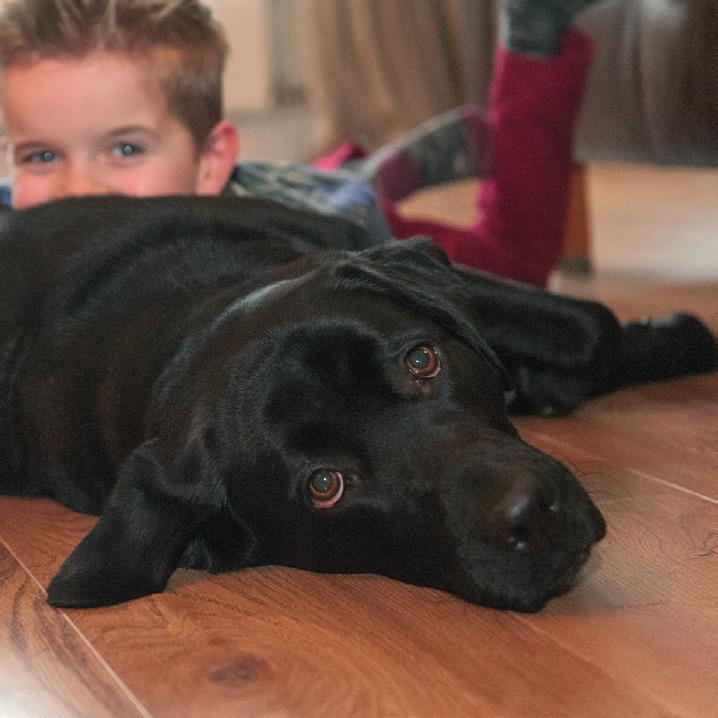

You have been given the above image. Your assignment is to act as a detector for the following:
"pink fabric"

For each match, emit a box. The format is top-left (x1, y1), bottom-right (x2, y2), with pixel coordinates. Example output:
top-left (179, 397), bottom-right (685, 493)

top-left (384, 29), bottom-right (593, 287)
top-left (374, 151), bottom-right (423, 204)
top-left (313, 141), bottom-right (367, 170)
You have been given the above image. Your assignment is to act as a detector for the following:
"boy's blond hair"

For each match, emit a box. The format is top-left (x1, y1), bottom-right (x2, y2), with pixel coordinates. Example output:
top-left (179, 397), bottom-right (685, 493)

top-left (0, 0), bottom-right (229, 149)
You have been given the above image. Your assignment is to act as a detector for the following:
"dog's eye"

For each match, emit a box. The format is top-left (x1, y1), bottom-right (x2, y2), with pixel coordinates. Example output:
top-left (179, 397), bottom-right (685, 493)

top-left (308, 469), bottom-right (345, 508)
top-left (405, 345), bottom-right (441, 378)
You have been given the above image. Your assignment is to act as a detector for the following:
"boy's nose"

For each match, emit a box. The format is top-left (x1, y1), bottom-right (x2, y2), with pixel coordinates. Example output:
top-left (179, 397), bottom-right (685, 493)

top-left (57, 164), bottom-right (111, 199)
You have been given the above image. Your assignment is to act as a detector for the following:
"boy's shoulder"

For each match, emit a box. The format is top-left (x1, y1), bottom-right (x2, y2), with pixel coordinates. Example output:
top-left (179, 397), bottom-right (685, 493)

top-left (0, 181), bottom-right (11, 207)
top-left (228, 160), bottom-right (392, 242)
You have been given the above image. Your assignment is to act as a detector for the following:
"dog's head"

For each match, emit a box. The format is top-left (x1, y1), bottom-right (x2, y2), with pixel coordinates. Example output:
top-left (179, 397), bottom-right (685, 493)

top-left (47, 240), bottom-right (605, 612)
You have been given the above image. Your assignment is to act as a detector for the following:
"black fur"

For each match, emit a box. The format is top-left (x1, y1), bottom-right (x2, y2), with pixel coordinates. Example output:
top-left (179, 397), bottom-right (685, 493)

top-left (1, 196), bottom-right (714, 611)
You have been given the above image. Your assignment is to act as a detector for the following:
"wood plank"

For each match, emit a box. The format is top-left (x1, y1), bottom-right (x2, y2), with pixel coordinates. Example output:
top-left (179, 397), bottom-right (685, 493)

top-left (509, 432), bottom-right (718, 717)
top-left (0, 497), bottom-right (681, 717)
top-left (517, 374), bottom-right (718, 499)
top-left (0, 540), bottom-right (145, 718)
top-left (585, 164), bottom-right (718, 282)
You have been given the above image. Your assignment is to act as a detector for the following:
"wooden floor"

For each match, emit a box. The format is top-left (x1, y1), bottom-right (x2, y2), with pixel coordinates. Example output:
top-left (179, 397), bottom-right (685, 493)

top-left (1, 175), bottom-right (717, 716)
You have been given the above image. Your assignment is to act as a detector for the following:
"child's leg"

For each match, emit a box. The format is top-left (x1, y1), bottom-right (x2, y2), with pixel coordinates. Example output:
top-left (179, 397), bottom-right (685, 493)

top-left (346, 0), bottom-right (599, 202)
top-left (314, 1), bottom-right (600, 286)
top-left (315, 107), bottom-right (492, 203)
top-left (381, 29), bottom-right (593, 287)
top-left (350, 106), bottom-right (492, 202)
top-left (471, 28), bottom-right (593, 286)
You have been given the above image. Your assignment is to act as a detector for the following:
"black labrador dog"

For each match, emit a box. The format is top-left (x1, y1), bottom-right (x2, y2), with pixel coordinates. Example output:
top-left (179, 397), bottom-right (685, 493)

top-left (1, 196), bottom-right (714, 612)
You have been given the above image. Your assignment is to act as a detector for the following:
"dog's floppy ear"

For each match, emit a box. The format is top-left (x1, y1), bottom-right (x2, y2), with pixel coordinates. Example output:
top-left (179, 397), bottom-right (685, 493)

top-left (47, 440), bottom-right (213, 608)
top-left (330, 237), bottom-right (513, 391)
top-left (331, 237), bottom-right (628, 415)
top-left (353, 237), bottom-right (621, 372)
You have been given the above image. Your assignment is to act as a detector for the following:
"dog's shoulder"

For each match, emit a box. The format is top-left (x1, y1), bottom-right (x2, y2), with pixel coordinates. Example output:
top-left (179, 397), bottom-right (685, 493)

top-left (0, 195), bottom-right (374, 334)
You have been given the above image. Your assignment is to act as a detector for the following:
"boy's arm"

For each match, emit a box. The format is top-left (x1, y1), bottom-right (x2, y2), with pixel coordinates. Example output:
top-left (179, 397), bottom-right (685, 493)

top-left (226, 160), bottom-right (393, 246)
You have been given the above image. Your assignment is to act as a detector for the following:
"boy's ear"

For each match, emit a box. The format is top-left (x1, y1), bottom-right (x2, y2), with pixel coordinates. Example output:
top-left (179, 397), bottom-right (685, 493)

top-left (196, 120), bottom-right (240, 195)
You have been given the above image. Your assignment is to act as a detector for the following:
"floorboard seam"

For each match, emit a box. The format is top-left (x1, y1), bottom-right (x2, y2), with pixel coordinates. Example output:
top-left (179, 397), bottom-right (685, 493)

top-left (0, 523), bottom-right (152, 718)
top-left (512, 613), bottom-right (690, 718)
top-left (518, 430), bottom-right (716, 503)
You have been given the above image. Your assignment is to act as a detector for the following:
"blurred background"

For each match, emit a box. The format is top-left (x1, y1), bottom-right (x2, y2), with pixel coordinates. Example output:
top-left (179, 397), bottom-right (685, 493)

top-left (2, 0), bottom-right (716, 280)
top-left (214, 0), bottom-right (718, 281)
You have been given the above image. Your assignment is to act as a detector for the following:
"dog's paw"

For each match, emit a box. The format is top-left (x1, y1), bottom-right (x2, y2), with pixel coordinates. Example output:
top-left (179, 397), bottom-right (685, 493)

top-left (663, 313), bottom-right (716, 373)
top-left (507, 365), bottom-right (593, 416)
top-left (620, 313), bottom-right (717, 383)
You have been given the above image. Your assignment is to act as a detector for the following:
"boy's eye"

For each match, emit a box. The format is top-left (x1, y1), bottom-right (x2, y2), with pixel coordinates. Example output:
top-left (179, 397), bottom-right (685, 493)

top-left (21, 150), bottom-right (57, 164)
top-left (111, 142), bottom-right (143, 158)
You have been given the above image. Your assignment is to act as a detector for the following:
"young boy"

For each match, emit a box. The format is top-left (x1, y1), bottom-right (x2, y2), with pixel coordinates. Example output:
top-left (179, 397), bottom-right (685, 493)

top-left (0, 0), bottom-right (239, 208)
top-left (0, 0), bottom-right (599, 287)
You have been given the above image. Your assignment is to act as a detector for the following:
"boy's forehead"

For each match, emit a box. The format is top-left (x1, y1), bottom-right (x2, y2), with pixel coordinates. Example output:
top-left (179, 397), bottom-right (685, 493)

top-left (1, 51), bottom-right (171, 136)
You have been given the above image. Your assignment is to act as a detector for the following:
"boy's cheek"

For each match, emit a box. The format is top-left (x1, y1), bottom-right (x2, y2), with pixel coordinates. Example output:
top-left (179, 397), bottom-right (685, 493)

top-left (113, 163), bottom-right (204, 198)
top-left (10, 159), bottom-right (205, 208)
top-left (10, 176), bottom-right (53, 209)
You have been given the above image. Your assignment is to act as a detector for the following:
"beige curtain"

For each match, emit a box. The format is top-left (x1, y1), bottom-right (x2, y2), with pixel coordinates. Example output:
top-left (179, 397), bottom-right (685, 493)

top-left (309, 0), bottom-right (717, 166)
top-left (575, 1), bottom-right (718, 165)
top-left (310, 0), bottom-right (470, 152)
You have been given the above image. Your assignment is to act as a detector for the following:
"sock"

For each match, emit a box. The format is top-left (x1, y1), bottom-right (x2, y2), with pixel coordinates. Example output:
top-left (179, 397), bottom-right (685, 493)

top-left (503, 0), bottom-right (601, 56)
top-left (350, 105), bottom-right (492, 202)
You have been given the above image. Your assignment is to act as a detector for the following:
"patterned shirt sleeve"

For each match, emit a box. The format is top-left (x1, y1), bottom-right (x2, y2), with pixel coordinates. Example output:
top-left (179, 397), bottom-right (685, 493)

top-left (226, 161), bottom-right (393, 245)
top-left (0, 180), bottom-right (11, 208)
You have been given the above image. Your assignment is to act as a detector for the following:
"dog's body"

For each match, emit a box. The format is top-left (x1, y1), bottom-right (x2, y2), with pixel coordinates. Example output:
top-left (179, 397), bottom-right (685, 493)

top-left (1, 196), bottom-right (714, 611)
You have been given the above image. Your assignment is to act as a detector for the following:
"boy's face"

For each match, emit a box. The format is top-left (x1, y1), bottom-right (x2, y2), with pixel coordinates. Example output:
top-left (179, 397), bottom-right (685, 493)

top-left (1, 52), bottom-right (237, 209)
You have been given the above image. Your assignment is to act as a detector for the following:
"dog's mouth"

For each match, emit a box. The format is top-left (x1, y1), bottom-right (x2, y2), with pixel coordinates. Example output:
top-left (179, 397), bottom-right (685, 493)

top-left (545, 547), bottom-right (593, 601)
top-left (450, 516), bottom-right (603, 613)
top-left (491, 545), bottom-right (596, 613)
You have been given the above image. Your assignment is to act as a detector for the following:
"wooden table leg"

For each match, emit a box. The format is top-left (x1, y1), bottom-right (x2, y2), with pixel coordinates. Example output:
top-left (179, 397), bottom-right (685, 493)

top-left (560, 164), bottom-right (592, 273)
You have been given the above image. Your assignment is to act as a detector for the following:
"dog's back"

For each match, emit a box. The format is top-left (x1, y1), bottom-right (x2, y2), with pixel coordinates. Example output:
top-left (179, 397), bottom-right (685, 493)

top-left (3, 195), bottom-right (713, 612)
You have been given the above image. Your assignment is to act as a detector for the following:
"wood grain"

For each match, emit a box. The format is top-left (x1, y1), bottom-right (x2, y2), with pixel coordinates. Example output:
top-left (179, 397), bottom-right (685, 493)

top-left (513, 432), bottom-right (718, 717)
top-left (518, 376), bottom-right (718, 499)
top-left (0, 542), bottom-right (144, 717)
top-left (1, 267), bottom-right (716, 715)
top-left (0, 499), bottom-right (686, 717)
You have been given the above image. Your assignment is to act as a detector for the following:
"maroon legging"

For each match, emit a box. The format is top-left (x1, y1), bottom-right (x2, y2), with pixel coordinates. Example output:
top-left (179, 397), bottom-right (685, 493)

top-left (321, 30), bottom-right (593, 288)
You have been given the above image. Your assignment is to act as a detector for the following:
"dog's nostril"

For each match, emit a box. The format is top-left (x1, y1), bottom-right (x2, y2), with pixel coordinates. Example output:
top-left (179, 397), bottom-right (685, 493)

top-left (492, 478), bottom-right (557, 552)
top-left (508, 532), bottom-right (529, 553)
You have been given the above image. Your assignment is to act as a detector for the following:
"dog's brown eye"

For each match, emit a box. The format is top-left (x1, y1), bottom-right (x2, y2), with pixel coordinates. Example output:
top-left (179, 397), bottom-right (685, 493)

top-left (308, 469), bottom-right (344, 508)
top-left (405, 345), bottom-right (441, 378)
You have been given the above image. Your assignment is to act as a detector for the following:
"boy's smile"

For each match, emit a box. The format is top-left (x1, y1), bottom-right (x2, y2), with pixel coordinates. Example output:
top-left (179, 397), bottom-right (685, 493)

top-left (1, 51), bottom-right (237, 208)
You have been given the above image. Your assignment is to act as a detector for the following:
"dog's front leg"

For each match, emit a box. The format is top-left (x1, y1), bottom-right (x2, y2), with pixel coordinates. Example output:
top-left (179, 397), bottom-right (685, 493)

top-left (47, 441), bottom-right (212, 608)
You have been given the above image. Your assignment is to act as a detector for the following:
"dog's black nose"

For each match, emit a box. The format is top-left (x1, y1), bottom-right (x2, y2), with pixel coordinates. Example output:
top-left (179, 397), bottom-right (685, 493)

top-left (487, 476), bottom-right (558, 553)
